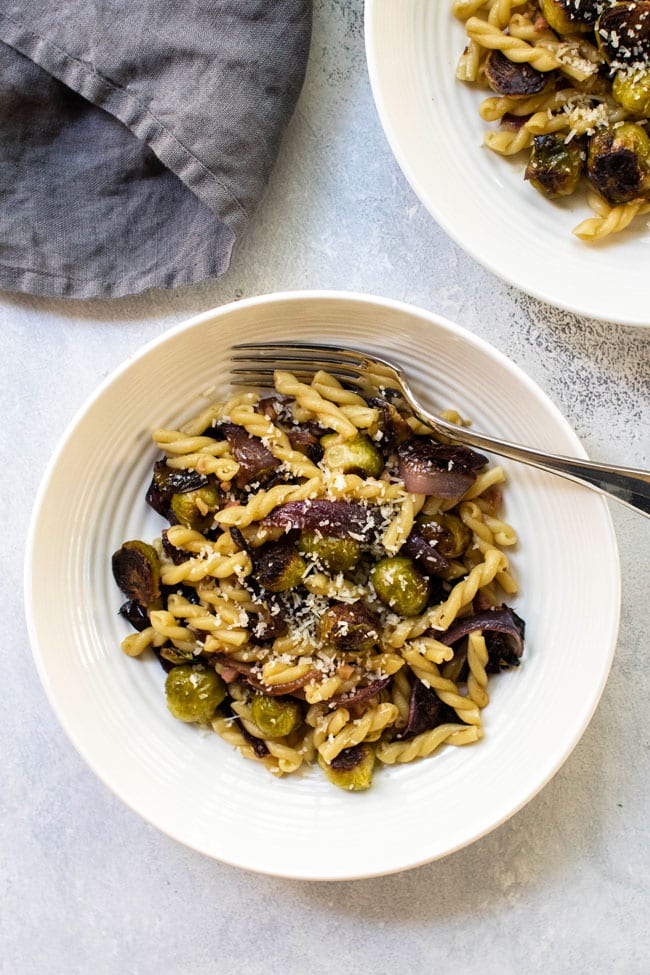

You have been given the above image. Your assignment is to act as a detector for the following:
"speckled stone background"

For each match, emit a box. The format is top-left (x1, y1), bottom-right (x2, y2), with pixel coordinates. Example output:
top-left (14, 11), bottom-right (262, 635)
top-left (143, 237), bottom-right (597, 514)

top-left (2, 2), bottom-right (649, 973)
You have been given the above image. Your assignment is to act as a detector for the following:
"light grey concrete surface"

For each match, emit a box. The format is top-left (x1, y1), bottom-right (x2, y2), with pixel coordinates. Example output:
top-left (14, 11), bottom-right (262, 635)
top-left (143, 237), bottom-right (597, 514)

top-left (2, 2), bottom-right (649, 973)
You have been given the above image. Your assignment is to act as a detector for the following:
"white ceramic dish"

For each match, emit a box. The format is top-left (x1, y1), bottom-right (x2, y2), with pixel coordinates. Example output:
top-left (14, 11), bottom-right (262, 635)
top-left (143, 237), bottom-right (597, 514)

top-left (25, 291), bottom-right (620, 879)
top-left (365, 1), bottom-right (650, 326)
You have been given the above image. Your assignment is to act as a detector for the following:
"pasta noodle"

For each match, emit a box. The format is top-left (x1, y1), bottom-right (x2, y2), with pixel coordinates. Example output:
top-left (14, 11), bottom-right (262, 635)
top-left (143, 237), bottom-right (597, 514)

top-left (453, 0), bottom-right (650, 240)
top-left (112, 368), bottom-right (526, 791)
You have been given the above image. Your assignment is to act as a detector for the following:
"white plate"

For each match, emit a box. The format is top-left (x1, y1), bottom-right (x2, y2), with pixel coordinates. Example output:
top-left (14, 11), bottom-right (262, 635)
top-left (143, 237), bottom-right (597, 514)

top-left (25, 291), bottom-right (620, 879)
top-left (365, 1), bottom-right (650, 326)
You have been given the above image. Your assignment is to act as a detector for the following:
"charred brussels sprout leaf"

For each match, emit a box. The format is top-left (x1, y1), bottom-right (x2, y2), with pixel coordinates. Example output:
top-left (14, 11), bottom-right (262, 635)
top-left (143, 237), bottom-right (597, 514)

top-left (370, 556), bottom-right (430, 617)
top-left (525, 134), bottom-right (584, 198)
top-left (164, 665), bottom-right (226, 723)
top-left (586, 123), bottom-right (650, 204)
top-left (298, 531), bottom-right (361, 573)
top-left (318, 744), bottom-right (375, 791)
top-left (112, 540), bottom-right (161, 605)
top-left (253, 540), bottom-right (307, 592)
top-left (250, 695), bottom-right (303, 738)
top-left (317, 601), bottom-right (380, 652)
top-left (417, 512), bottom-right (471, 559)
top-left (170, 481), bottom-right (221, 532)
top-left (321, 434), bottom-right (385, 478)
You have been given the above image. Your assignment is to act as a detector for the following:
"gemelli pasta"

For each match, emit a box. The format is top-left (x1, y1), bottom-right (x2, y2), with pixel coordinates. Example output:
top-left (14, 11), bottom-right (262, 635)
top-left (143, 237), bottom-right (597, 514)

top-left (112, 370), bottom-right (526, 791)
top-left (453, 0), bottom-right (650, 239)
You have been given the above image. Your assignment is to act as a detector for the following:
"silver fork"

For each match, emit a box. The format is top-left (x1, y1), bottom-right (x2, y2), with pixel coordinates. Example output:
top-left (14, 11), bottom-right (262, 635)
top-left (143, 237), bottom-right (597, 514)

top-left (231, 341), bottom-right (650, 518)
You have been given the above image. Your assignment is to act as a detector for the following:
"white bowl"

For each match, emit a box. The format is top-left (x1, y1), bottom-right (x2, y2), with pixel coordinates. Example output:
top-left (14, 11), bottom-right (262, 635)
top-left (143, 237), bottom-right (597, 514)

top-left (365, 0), bottom-right (650, 326)
top-left (25, 291), bottom-right (620, 879)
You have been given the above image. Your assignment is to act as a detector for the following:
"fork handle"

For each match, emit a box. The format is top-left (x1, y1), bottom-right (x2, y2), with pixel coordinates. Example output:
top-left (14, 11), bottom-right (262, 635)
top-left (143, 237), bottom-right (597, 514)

top-left (419, 411), bottom-right (650, 518)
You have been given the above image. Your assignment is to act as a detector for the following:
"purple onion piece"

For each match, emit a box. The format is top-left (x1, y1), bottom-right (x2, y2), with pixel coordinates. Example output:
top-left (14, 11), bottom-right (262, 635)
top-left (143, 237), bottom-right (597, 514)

top-left (263, 500), bottom-right (383, 539)
top-left (287, 423), bottom-right (321, 449)
top-left (222, 423), bottom-right (280, 489)
top-left (329, 676), bottom-right (391, 708)
top-left (402, 531), bottom-right (452, 578)
top-left (397, 439), bottom-right (487, 499)
top-left (438, 606), bottom-right (525, 671)
top-left (400, 679), bottom-right (459, 739)
top-left (211, 655), bottom-right (318, 696)
top-left (257, 393), bottom-right (295, 423)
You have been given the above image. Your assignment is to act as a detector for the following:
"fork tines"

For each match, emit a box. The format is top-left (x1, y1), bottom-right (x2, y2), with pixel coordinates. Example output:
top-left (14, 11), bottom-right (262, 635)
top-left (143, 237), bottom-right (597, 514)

top-left (230, 341), bottom-right (369, 388)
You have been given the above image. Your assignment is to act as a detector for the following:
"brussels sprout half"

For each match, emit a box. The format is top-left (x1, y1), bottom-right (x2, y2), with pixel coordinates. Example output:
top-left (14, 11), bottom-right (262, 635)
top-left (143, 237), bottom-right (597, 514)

top-left (586, 122), bottom-right (650, 204)
top-left (165, 665), bottom-right (226, 723)
top-left (370, 556), bottom-right (430, 617)
top-left (525, 134), bottom-right (584, 199)
top-left (318, 744), bottom-right (375, 791)
top-left (250, 695), bottom-right (303, 738)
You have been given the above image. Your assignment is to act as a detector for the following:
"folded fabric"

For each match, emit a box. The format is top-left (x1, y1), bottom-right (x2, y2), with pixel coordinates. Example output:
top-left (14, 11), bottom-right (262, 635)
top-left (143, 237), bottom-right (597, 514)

top-left (0, 1), bottom-right (312, 298)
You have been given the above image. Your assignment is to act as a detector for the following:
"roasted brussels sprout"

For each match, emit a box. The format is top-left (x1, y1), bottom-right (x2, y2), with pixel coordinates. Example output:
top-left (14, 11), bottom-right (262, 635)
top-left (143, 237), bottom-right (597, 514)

top-left (321, 433), bottom-right (384, 478)
top-left (370, 556), bottom-right (430, 617)
top-left (586, 123), bottom-right (650, 204)
top-left (250, 694), bottom-right (303, 738)
top-left (484, 49), bottom-right (547, 96)
top-left (297, 530), bottom-right (361, 573)
top-left (318, 744), bottom-right (375, 791)
top-left (164, 665), bottom-right (226, 723)
top-left (539, 0), bottom-right (597, 34)
top-left (317, 601), bottom-right (380, 652)
top-left (253, 540), bottom-right (307, 592)
top-left (612, 68), bottom-right (650, 115)
top-left (146, 460), bottom-right (209, 517)
top-left (417, 512), bottom-right (471, 559)
top-left (112, 539), bottom-right (161, 605)
top-left (525, 134), bottom-right (584, 198)
top-left (597, 2), bottom-right (650, 65)
top-left (170, 481), bottom-right (221, 532)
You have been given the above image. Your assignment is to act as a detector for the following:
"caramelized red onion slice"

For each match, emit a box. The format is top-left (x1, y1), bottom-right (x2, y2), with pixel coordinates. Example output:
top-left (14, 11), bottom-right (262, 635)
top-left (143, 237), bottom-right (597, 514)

top-left (397, 439), bottom-right (488, 499)
top-left (211, 655), bottom-right (318, 696)
top-left (401, 679), bottom-right (459, 739)
top-left (401, 531), bottom-right (452, 578)
top-left (222, 423), bottom-right (280, 489)
top-left (263, 499), bottom-right (383, 538)
top-left (329, 676), bottom-right (391, 708)
top-left (438, 606), bottom-right (525, 669)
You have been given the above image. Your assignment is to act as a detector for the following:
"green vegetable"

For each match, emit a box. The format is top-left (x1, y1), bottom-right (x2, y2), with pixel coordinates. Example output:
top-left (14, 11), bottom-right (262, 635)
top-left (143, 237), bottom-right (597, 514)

top-left (250, 695), bottom-right (303, 738)
top-left (318, 744), bottom-right (375, 791)
top-left (298, 531), bottom-right (361, 573)
top-left (417, 512), bottom-right (471, 559)
top-left (317, 601), bottom-right (380, 652)
top-left (525, 134), bottom-right (583, 199)
top-left (370, 556), bottom-right (430, 617)
top-left (170, 481), bottom-right (221, 532)
top-left (586, 123), bottom-right (650, 204)
top-left (112, 539), bottom-right (161, 605)
top-left (254, 540), bottom-right (307, 592)
top-left (322, 434), bottom-right (384, 478)
top-left (538, 0), bottom-right (593, 34)
top-left (165, 665), bottom-right (226, 723)
top-left (612, 69), bottom-right (650, 116)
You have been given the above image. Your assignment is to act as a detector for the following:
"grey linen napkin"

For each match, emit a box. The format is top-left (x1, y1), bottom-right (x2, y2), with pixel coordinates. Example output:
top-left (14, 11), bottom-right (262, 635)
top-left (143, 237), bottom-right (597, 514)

top-left (0, 1), bottom-right (312, 298)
